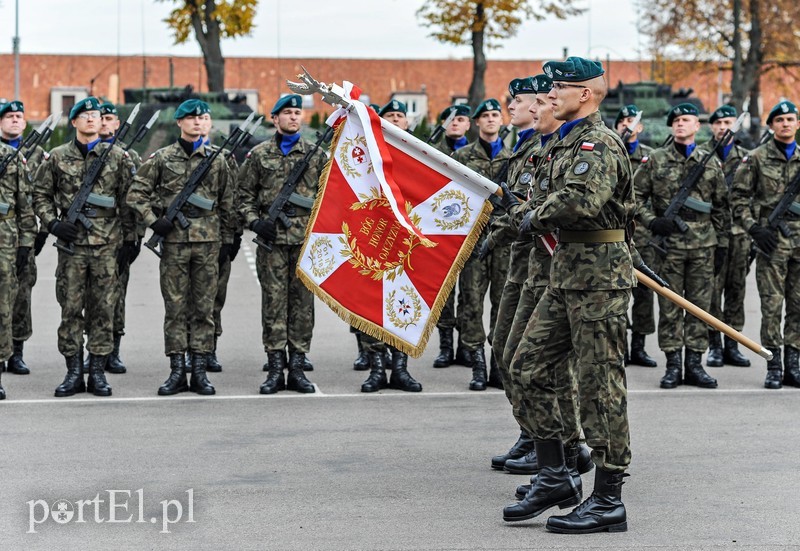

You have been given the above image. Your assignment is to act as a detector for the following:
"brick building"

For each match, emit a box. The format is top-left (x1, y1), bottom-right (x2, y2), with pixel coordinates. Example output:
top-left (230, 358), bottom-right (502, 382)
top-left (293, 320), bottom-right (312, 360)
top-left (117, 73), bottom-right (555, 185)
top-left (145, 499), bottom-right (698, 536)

top-left (1, 53), bottom-right (797, 124)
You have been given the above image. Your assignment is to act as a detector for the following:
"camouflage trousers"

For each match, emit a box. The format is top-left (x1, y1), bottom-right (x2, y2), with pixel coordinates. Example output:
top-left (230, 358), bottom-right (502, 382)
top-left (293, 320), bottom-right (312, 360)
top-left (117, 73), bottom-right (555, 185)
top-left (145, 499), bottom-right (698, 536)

top-left (55, 243), bottom-right (118, 357)
top-left (11, 247), bottom-right (35, 341)
top-left (457, 242), bottom-right (510, 350)
top-left (159, 241), bottom-right (219, 355)
top-left (510, 286), bottom-right (632, 472)
top-left (214, 257), bottom-right (232, 339)
top-left (755, 244), bottom-right (800, 348)
top-left (256, 244), bottom-right (314, 353)
top-left (436, 289), bottom-right (457, 331)
top-left (710, 232), bottom-right (750, 331)
top-left (0, 248), bottom-right (19, 360)
top-left (657, 247), bottom-right (713, 353)
top-left (113, 258), bottom-right (130, 335)
top-left (630, 243), bottom-right (661, 335)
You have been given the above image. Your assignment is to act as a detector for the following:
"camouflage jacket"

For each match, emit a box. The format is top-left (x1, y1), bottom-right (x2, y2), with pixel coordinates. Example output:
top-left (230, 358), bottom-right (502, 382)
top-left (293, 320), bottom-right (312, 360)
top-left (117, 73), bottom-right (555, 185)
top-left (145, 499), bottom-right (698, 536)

top-left (237, 134), bottom-right (327, 246)
top-left (699, 142), bottom-right (749, 236)
top-left (628, 141), bottom-right (654, 248)
top-left (528, 111), bottom-right (636, 290)
top-left (33, 140), bottom-right (136, 247)
top-left (126, 141), bottom-right (234, 244)
top-left (0, 142), bottom-right (36, 249)
top-left (731, 139), bottom-right (800, 250)
top-left (634, 141), bottom-right (730, 250)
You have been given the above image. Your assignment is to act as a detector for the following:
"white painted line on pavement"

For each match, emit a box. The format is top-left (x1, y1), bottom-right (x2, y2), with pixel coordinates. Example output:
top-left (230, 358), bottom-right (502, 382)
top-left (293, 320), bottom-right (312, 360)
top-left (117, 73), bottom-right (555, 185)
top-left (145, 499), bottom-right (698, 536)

top-left (0, 387), bottom-right (794, 406)
top-left (242, 239), bottom-right (258, 279)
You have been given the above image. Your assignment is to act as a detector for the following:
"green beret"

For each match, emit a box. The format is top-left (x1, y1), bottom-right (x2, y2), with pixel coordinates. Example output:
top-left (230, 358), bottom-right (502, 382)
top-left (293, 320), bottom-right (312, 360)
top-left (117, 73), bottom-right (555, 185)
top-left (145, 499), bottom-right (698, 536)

top-left (530, 74), bottom-right (553, 94)
top-left (69, 97), bottom-right (102, 120)
top-left (174, 99), bottom-right (210, 120)
top-left (543, 56), bottom-right (604, 82)
top-left (99, 102), bottom-right (118, 116)
top-left (369, 104), bottom-right (381, 112)
top-left (439, 104), bottom-right (471, 121)
top-left (666, 102), bottom-right (700, 126)
top-left (0, 100), bottom-right (24, 117)
top-left (709, 105), bottom-right (736, 124)
top-left (472, 98), bottom-right (502, 119)
top-left (614, 104), bottom-right (640, 128)
top-left (271, 94), bottom-right (303, 116)
top-left (508, 77), bottom-right (535, 98)
top-left (378, 99), bottom-right (407, 116)
top-left (767, 100), bottom-right (798, 125)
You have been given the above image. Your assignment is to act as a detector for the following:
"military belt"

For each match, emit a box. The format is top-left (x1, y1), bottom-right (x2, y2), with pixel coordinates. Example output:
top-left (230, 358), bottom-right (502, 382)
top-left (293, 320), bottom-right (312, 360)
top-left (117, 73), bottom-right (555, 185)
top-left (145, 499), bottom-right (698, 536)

top-left (81, 207), bottom-right (116, 218)
top-left (0, 208), bottom-right (15, 220)
top-left (676, 208), bottom-right (711, 222)
top-left (558, 229), bottom-right (625, 243)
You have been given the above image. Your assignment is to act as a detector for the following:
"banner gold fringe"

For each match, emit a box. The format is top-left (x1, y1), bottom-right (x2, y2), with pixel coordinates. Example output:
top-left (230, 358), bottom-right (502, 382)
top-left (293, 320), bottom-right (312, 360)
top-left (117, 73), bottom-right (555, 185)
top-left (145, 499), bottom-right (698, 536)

top-left (296, 121), bottom-right (494, 358)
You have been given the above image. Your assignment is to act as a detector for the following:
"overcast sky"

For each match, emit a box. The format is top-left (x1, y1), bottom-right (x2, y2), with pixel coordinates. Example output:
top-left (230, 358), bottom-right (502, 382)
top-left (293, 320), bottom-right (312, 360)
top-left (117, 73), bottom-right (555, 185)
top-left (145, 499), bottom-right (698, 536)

top-left (0, 0), bottom-right (643, 61)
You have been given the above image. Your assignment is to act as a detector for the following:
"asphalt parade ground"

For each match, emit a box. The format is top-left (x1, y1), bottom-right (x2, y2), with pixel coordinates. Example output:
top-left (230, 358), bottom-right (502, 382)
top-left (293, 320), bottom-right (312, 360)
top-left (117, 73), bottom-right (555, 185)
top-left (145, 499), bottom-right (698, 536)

top-left (1, 236), bottom-right (799, 550)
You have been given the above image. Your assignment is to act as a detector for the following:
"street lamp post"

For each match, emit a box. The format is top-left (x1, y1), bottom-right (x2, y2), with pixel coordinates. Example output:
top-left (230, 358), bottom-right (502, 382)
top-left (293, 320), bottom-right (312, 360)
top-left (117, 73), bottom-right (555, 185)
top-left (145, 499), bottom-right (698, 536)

top-left (13, 0), bottom-right (20, 99)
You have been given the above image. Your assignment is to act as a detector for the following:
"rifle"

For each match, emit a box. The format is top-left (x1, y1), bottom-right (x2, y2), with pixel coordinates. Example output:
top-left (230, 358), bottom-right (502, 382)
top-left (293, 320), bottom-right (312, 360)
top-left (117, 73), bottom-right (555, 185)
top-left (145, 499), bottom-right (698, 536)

top-left (145, 112), bottom-right (257, 257)
top-left (0, 116), bottom-right (51, 179)
top-left (22, 112), bottom-right (61, 161)
top-left (124, 109), bottom-right (160, 152)
top-left (662, 134), bottom-right (674, 148)
top-left (426, 109), bottom-right (457, 145)
top-left (253, 124), bottom-right (335, 252)
top-left (499, 124), bottom-right (512, 142)
top-left (227, 116), bottom-right (263, 159)
top-left (648, 112), bottom-right (746, 257)
top-left (619, 110), bottom-right (643, 144)
top-left (54, 104), bottom-right (141, 254)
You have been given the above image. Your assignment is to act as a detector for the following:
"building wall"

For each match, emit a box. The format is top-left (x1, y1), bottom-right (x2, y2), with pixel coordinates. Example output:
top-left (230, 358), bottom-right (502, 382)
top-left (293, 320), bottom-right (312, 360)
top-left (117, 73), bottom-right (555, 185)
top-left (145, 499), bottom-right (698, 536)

top-left (0, 53), bottom-right (796, 124)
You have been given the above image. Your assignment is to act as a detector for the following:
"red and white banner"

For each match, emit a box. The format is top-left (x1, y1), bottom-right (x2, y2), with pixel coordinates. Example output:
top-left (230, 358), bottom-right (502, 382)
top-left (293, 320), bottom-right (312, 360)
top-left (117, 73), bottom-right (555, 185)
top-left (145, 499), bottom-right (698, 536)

top-left (297, 93), bottom-right (496, 357)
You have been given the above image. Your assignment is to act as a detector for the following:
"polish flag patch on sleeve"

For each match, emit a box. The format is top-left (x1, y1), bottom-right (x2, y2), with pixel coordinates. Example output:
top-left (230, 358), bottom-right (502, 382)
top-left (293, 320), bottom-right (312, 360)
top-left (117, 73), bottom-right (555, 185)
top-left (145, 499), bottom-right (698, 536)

top-left (580, 142), bottom-right (596, 151)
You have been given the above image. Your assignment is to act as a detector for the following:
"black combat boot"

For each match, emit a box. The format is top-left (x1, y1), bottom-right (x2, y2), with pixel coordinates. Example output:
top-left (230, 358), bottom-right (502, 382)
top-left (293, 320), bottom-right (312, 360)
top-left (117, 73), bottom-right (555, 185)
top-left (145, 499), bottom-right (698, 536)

top-left (352, 333), bottom-right (369, 371)
top-left (54, 354), bottom-right (86, 397)
top-left (628, 332), bottom-right (657, 367)
top-left (433, 328), bottom-right (454, 368)
top-left (106, 333), bottom-right (127, 374)
top-left (516, 443), bottom-right (593, 500)
top-left (723, 335), bottom-right (751, 367)
top-left (286, 352), bottom-right (315, 393)
top-left (159, 354), bottom-right (189, 395)
top-left (546, 468), bottom-right (629, 534)
top-left (303, 356), bottom-right (314, 372)
top-left (706, 330), bottom-right (723, 367)
top-left (6, 340), bottom-right (30, 374)
top-left (189, 352), bottom-right (216, 395)
top-left (260, 350), bottom-right (286, 394)
top-left (389, 348), bottom-right (422, 392)
top-left (491, 431), bottom-right (535, 470)
top-left (468, 348), bottom-right (488, 391)
top-left (783, 346), bottom-right (800, 388)
top-left (361, 350), bottom-right (388, 392)
top-left (86, 354), bottom-right (112, 397)
top-left (0, 369), bottom-right (5, 400)
top-left (503, 440), bottom-right (581, 522)
top-left (660, 350), bottom-right (682, 389)
top-left (764, 347), bottom-right (782, 389)
top-left (206, 350), bottom-right (222, 372)
top-left (505, 448), bottom-right (538, 474)
top-left (453, 340), bottom-right (473, 367)
top-left (487, 352), bottom-right (504, 388)
top-left (684, 349), bottom-right (718, 388)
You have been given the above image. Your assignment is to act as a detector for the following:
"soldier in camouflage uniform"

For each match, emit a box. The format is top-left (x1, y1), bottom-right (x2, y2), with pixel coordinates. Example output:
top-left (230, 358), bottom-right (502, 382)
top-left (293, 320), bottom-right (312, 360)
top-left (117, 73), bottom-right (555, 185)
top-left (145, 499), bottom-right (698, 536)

top-left (452, 99), bottom-right (511, 391)
top-left (635, 103), bottom-right (730, 390)
top-left (238, 94), bottom-right (319, 395)
top-left (503, 57), bottom-right (634, 534)
top-left (702, 105), bottom-right (752, 368)
top-left (0, 100), bottom-right (47, 376)
top-left (731, 100), bottom-right (800, 389)
top-left (91, 102), bottom-right (143, 375)
top-left (126, 99), bottom-right (234, 396)
top-left (0, 109), bottom-right (37, 400)
top-left (34, 97), bottom-right (137, 398)
top-left (430, 104), bottom-right (471, 369)
top-left (354, 100), bottom-right (423, 393)
top-left (615, 105), bottom-right (658, 367)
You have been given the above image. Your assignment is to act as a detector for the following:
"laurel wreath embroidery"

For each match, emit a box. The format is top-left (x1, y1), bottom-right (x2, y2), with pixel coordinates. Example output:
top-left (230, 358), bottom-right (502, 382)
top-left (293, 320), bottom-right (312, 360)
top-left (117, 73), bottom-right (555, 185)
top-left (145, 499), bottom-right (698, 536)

top-left (385, 286), bottom-right (423, 330)
top-left (339, 221), bottom-right (422, 282)
top-left (338, 135), bottom-right (374, 178)
top-left (350, 186), bottom-right (390, 211)
top-left (431, 189), bottom-right (472, 231)
top-left (308, 236), bottom-right (336, 278)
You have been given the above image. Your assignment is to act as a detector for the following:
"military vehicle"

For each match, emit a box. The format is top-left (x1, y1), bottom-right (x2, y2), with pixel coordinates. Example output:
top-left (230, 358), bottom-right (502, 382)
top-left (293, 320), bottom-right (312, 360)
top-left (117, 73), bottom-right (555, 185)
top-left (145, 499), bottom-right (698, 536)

top-left (601, 81), bottom-right (712, 146)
